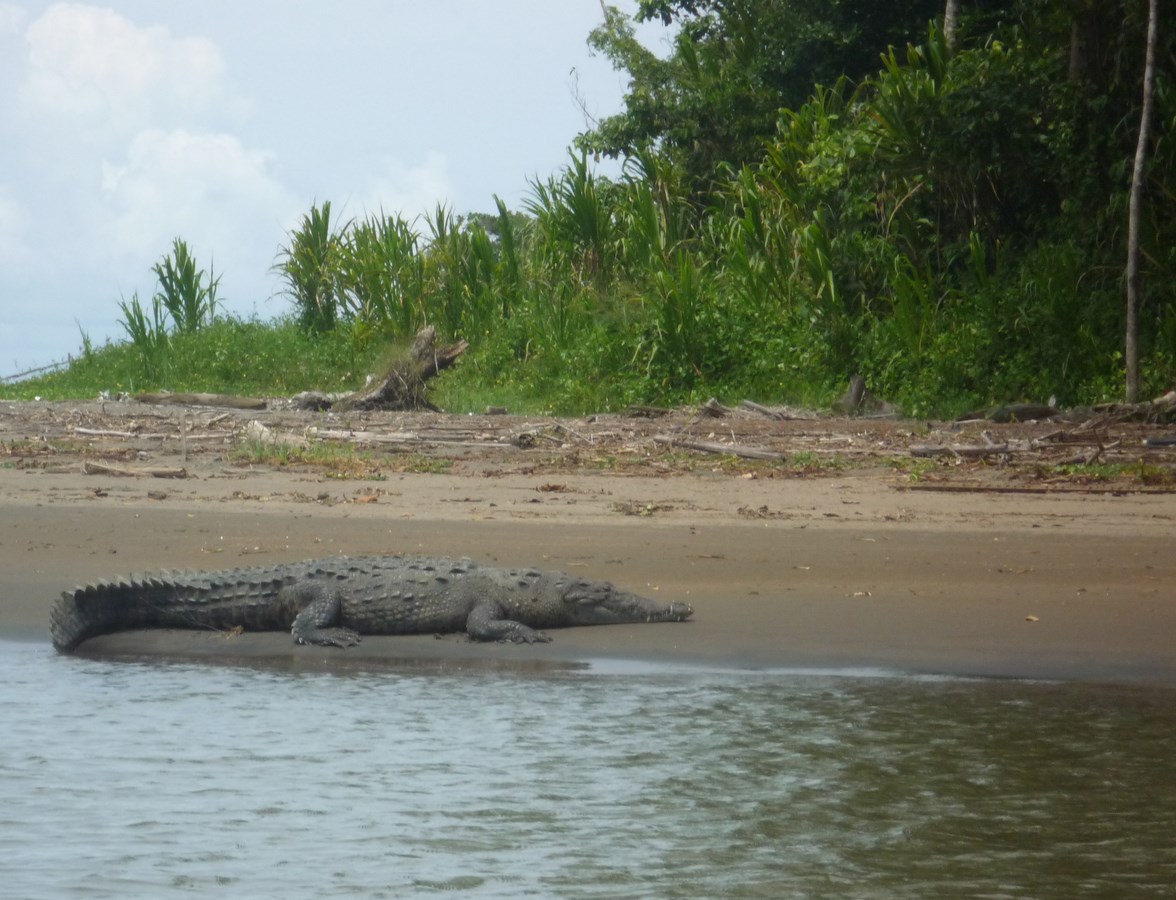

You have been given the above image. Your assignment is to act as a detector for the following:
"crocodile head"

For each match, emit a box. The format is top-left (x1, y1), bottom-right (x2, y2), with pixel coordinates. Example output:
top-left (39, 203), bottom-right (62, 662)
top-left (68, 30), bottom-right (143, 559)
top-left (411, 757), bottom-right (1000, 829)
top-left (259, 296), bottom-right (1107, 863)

top-left (560, 578), bottom-right (693, 626)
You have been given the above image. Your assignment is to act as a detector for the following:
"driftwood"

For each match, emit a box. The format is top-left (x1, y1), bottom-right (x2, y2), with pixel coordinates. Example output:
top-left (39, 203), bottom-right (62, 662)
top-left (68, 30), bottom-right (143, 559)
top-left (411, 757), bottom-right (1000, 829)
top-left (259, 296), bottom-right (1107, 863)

top-left (699, 397), bottom-right (736, 417)
top-left (956, 402), bottom-right (1058, 423)
top-left (75, 427), bottom-right (157, 439)
top-left (332, 326), bottom-right (467, 412)
top-left (958, 391), bottom-right (1176, 425)
top-left (654, 434), bottom-right (786, 461)
top-left (310, 428), bottom-right (496, 449)
top-left (82, 461), bottom-right (187, 478)
top-left (911, 443), bottom-right (1010, 459)
top-left (740, 400), bottom-right (789, 420)
top-left (1078, 390), bottom-right (1176, 424)
top-left (135, 392), bottom-right (266, 410)
top-left (625, 405), bottom-right (673, 418)
top-left (73, 426), bottom-right (224, 443)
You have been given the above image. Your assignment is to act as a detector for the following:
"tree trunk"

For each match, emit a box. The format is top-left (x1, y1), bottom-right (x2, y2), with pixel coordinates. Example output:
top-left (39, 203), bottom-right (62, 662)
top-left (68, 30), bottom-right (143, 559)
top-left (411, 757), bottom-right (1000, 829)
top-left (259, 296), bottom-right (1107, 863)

top-left (332, 326), bottom-right (468, 412)
top-left (943, 0), bottom-right (960, 50)
top-left (1068, 18), bottom-right (1087, 83)
top-left (1125, 0), bottom-right (1158, 402)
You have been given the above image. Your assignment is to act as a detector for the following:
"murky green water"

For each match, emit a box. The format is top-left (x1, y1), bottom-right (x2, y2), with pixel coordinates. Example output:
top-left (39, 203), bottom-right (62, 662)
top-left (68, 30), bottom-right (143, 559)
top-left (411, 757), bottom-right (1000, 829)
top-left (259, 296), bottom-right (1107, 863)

top-left (2, 640), bottom-right (1173, 898)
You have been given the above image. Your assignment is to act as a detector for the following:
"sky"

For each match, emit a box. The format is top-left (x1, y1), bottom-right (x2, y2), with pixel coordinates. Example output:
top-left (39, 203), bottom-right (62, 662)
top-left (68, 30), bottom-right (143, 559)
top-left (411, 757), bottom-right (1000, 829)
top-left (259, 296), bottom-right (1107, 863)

top-left (0, 1), bottom-right (666, 376)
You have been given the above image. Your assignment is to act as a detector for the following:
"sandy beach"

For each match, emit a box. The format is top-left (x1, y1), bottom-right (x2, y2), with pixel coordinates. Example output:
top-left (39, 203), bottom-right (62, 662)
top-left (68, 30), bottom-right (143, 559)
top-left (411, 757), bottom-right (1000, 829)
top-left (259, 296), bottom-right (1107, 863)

top-left (2, 399), bottom-right (1173, 683)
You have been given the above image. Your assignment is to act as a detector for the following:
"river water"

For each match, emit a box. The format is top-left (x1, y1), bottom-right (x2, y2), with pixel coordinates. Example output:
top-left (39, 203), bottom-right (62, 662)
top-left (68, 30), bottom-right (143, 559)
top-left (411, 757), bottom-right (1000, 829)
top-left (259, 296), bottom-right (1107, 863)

top-left (2, 639), bottom-right (1174, 899)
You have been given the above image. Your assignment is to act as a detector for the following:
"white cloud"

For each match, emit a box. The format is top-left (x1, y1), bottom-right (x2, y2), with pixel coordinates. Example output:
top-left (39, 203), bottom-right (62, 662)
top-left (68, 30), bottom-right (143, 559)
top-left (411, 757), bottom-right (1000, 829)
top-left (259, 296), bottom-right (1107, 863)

top-left (0, 4), bottom-right (642, 370)
top-left (100, 128), bottom-right (296, 293)
top-left (20, 3), bottom-right (231, 140)
top-left (360, 152), bottom-right (456, 222)
top-left (0, 3), bottom-right (27, 35)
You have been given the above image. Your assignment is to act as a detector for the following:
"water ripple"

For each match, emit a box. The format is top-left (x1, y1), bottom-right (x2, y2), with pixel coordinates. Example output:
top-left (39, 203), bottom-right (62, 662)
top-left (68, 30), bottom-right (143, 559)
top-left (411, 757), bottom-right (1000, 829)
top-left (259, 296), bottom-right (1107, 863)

top-left (1, 641), bottom-right (1173, 898)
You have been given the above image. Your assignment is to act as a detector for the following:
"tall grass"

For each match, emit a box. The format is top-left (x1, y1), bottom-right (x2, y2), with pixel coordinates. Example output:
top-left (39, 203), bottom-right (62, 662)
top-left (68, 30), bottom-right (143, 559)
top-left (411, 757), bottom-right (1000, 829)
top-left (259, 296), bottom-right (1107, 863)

top-left (337, 211), bottom-right (425, 338)
top-left (116, 291), bottom-right (170, 380)
top-left (274, 201), bottom-right (348, 332)
top-left (152, 238), bottom-right (221, 333)
top-left (114, 240), bottom-right (221, 382)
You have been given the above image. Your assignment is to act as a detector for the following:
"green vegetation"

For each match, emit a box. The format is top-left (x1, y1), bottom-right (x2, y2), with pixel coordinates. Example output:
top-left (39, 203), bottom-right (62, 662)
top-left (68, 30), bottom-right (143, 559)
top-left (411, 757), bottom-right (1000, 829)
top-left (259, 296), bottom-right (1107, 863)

top-left (233, 436), bottom-right (452, 478)
top-left (4, 2), bottom-right (1171, 416)
top-left (14, 315), bottom-right (379, 400)
top-left (1039, 459), bottom-right (1176, 486)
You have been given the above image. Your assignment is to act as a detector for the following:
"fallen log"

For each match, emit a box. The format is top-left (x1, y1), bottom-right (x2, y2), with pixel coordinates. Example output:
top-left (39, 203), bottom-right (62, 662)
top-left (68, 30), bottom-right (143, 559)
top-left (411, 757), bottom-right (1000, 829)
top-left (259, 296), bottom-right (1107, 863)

top-left (910, 443), bottom-right (1010, 458)
top-left (134, 392), bottom-right (266, 410)
top-left (740, 400), bottom-right (789, 420)
top-left (654, 435), bottom-right (786, 461)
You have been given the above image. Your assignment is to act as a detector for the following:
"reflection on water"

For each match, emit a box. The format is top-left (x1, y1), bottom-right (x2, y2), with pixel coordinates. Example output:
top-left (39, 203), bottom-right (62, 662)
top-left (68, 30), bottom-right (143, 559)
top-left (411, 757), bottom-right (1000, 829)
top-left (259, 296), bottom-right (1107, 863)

top-left (2, 640), bottom-right (1174, 899)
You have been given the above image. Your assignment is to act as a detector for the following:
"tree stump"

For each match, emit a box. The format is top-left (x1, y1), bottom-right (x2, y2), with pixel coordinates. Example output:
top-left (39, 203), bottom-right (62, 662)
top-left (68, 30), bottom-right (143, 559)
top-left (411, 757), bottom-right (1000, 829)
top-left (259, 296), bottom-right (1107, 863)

top-left (332, 326), bottom-right (468, 412)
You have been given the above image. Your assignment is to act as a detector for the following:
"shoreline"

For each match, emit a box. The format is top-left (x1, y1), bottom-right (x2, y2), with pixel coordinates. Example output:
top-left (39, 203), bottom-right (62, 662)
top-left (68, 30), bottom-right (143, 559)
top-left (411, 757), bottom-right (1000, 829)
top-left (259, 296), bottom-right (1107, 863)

top-left (3, 401), bottom-right (1174, 686)
top-left (5, 480), bottom-right (1174, 686)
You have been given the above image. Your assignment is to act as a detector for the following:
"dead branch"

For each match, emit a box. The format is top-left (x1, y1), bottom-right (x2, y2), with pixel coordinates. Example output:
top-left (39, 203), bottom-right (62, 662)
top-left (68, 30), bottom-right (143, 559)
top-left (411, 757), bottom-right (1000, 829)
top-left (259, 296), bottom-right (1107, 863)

top-left (82, 461), bottom-right (187, 478)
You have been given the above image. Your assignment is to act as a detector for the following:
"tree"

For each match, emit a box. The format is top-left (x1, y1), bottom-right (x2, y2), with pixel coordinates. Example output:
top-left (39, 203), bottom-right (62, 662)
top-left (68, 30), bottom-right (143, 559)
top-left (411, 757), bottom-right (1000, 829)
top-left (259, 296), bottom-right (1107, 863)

top-left (582, 0), bottom-right (943, 191)
top-left (1126, 0), bottom-right (1159, 401)
top-left (944, 0), bottom-right (960, 49)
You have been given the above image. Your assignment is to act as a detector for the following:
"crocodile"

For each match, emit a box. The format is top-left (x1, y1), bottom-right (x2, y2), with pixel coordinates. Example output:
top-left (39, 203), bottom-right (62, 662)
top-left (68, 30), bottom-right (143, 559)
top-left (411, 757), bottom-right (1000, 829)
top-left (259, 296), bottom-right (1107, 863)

top-left (50, 555), bottom-right (693, 653)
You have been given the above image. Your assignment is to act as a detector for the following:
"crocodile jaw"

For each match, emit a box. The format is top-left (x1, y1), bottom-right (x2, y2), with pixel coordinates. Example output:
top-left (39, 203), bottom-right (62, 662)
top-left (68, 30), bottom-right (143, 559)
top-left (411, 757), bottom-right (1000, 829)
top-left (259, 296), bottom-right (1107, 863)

top-left (563, 583), bottom-right (693, 626)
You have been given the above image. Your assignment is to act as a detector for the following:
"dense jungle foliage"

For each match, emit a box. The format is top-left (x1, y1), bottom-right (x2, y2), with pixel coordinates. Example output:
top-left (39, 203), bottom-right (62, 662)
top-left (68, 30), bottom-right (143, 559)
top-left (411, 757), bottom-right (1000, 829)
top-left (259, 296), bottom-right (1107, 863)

top-left (10, 0), bottom-right (1173, 416)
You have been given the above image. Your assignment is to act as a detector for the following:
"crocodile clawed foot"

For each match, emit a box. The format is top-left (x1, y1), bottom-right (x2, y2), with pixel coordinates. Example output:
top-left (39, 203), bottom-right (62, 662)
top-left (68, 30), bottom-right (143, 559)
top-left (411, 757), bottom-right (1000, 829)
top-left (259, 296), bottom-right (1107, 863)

top-left (328, 629), bottom-right (362, 648)
top-left (509, 627), bottom-right (551, 644)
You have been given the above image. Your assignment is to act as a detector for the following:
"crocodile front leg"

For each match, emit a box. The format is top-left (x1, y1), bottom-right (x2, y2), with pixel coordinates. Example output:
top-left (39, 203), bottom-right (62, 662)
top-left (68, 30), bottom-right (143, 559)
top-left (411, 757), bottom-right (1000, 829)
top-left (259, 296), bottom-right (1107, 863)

top-left (466, 600), bottom-right (552, 643)
top-left (288, 582), bottom-right (362, 647)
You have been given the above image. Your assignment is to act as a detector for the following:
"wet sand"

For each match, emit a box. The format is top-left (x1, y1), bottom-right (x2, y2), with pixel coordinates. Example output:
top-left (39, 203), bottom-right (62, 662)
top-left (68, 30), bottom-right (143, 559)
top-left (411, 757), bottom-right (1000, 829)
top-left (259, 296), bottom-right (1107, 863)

top-left (2, 400), bottom-right (1174, 683)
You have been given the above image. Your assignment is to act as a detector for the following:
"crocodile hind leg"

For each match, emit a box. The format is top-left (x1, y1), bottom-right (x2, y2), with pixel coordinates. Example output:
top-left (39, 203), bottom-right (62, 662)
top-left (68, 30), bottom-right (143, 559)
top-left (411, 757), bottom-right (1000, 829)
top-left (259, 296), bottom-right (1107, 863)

top-left (465, 600), bottom-right (552, 643)
top-left (288, 582), bottom-right (362, 647)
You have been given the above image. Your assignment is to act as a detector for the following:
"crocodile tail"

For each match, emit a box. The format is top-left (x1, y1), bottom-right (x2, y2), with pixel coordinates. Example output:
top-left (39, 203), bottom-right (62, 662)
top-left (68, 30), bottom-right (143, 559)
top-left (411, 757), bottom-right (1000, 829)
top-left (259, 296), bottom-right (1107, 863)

top-left (50, 574), bottom-right (173, 653)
